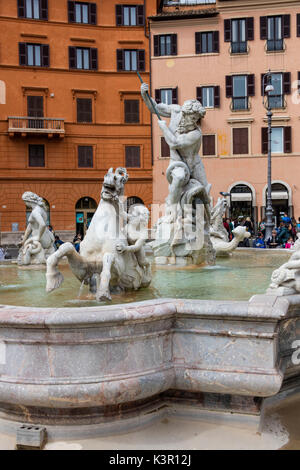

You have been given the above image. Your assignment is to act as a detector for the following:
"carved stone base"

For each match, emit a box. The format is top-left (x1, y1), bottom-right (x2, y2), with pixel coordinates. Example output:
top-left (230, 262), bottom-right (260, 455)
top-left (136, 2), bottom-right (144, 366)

top-left (266, 287), bottom-right (297, 296)
top-left (154, 256), bottom-right (198, 266)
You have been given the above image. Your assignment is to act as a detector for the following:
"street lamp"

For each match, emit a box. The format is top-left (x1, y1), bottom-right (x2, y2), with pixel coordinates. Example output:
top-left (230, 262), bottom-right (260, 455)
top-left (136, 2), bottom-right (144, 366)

top-left (262, 71), bottom-right (275, 242)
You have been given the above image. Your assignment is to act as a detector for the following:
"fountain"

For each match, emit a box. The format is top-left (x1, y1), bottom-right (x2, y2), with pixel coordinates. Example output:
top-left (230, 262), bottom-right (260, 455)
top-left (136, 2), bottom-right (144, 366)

top-left (0, 90), bottom-right (300, 445)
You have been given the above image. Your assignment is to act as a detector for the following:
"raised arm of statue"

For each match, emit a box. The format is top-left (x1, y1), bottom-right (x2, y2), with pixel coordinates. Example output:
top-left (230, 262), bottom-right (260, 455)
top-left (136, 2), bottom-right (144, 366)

top-left (157, 120), bottom-right (200, 151)
top-left (140, 83), bottom-right (180, 118)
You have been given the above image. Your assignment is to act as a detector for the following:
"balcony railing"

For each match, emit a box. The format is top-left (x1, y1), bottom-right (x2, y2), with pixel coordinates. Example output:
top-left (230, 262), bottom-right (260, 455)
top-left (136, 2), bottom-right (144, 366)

top-left (8, 117), bottom-right (65, 136)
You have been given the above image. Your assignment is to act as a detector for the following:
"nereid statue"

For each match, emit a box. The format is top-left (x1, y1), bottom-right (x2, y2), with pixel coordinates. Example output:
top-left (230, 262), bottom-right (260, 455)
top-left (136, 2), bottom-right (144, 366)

top-left (46, 168), bottom-right (151, 301)
top-left (267, 235), bottom-right (300, 295)
top-left (141, 83), bottom-right (215, 265)
top-left (18, 192), bottom-right (55, 266)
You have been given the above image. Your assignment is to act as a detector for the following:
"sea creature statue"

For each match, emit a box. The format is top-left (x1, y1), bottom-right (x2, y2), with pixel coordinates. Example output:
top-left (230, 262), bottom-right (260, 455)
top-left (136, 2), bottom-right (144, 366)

top-left (209, 197), bottom-right (250, 256)
top-left (46, 168), bottom-right (151, 301)
top-left (141, 82), bottom-right (215, 266)
top-left (18, 192), bottom-right (55, 266)
top-left (267, 235), bottom-right (300, 295)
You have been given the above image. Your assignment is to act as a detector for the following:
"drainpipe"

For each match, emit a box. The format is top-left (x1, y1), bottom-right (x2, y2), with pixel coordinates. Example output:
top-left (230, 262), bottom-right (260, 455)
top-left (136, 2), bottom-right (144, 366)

top-left (144, 0), bottom-right (149, 39)
top-left (148, 20), bottom-right (154, 167)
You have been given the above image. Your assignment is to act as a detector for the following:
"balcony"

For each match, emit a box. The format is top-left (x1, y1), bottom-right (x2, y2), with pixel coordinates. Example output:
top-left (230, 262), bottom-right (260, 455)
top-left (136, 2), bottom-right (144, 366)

top-left (8, 117), bottom-right (65, 138)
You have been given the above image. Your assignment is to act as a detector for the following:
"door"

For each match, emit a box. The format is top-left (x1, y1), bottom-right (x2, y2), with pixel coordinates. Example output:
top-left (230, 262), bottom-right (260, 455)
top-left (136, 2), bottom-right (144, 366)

top-left (27, 95), bottom-right (44, 128)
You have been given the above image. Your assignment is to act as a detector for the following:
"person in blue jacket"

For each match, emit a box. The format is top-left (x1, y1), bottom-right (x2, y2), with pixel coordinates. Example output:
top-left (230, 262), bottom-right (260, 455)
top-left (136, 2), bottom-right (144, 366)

top-left (255, 232), bottom-right (266, 248)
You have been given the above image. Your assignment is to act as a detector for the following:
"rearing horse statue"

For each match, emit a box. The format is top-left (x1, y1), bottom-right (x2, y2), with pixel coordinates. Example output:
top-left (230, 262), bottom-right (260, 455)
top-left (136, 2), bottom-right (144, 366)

top-left (46, 168), bottom-right (151, 301)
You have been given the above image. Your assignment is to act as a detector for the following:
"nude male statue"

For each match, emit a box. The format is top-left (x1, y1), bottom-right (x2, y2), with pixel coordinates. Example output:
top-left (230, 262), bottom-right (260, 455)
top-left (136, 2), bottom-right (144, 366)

top-left (140, 83), bottom-right (211, 211)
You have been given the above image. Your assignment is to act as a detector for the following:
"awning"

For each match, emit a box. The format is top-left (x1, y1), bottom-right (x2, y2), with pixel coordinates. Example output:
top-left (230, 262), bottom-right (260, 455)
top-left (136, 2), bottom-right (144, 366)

top-left (231, 194), bottom-right (252, 202)
top-left (270, 191), bottom-right (288, 200)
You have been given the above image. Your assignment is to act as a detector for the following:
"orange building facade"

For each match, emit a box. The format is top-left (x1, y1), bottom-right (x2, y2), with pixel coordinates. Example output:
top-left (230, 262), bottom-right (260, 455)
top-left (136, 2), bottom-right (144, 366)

top-left (0, 0), bottom-right (158, 240)
top-left (150, 0), bottom-right (300, 230)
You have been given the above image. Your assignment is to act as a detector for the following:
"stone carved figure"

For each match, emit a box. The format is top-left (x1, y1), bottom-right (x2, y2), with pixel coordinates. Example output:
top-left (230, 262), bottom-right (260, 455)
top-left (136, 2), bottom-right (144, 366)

top-left (141, 83), bottom-right (215, 265)
top-left (18, 192), bottom-right (55, 266)
top-left (267, 235), bottom-right (300, 295)
top-left (209, 197), bottom-right (250, 256)
top-left (46, 168), bottom-right (151, 301)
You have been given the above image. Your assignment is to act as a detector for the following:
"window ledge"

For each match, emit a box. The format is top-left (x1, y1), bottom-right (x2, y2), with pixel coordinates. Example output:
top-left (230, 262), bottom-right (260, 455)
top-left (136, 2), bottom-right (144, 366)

top-left (196, 53), bottom-right (219, 57)
top-left (263, 116), bottom-right (290, 122)
top-left (265, 49), bottom-right (285, 54)
top-left (230, 52), bottom-right (249, 57)
top-left (227, 117), bottom-right (254, 124)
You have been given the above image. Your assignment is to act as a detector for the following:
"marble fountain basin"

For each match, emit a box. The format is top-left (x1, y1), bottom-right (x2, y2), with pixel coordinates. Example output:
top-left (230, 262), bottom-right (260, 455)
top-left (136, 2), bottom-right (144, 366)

top-left (0, 250), bottom-right (300, 439)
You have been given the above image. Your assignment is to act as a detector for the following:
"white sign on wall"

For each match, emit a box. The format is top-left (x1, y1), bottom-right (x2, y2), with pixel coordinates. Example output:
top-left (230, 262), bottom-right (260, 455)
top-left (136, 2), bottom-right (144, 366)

top-left (0, 80), bottom-right (6, 104)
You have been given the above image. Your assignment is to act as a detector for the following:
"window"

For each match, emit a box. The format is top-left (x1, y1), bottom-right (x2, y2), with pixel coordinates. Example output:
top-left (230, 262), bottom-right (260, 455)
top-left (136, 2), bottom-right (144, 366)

top-left (77, 98), bottom-right (92, 122)
top-left (261, 73), bottom-right (290, 108)
top-left (69, 47), bottom-right (98, 70)
top-left (226, 75), bottom-right (255, 110)
top-left (161, 137), bottom-right (170, 158)
top-left (28, 144), bottom-right (45, 167)
top-left (124, 100), bottom-right (139, 123)
top-left (116, 49), bottom-right (145, 71)
top-left (19, 43), bottom-right (49, 67)
top-left (261, 127), bottom-right (292, 154)
top-left (153, 35), bottom-right (177, 56)
top-left (17, 0), bottom-right (48, 20)
top-left (78, 146), bottom-right (93, 167)
top-left (202, 135), bottom-right (216, 156)
top-left (115, 5), bottom-right (144, 26)
top-left (125, 146), bottom-right (141, 167)
top-left (197, 86), bottom-right (220, 108)
top-left (161, 89), bottom-right (172, 105)
top-left (195, 31), bottom-right (219, 54)
top-left (232, 128), bottom-right (249, 155)
top-left (155, 88), bottom-right (178, 105)
top-left (68, 1), bottom-right (97, 24)
top-left (224, 18), bottom-right (254, 53)
top-left (260, 15), bottom-right (290, 51)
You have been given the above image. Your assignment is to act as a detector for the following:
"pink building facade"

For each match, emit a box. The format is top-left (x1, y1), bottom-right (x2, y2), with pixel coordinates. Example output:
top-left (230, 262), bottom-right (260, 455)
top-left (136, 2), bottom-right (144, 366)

top-left (149, 0), bottom-right (300, 229)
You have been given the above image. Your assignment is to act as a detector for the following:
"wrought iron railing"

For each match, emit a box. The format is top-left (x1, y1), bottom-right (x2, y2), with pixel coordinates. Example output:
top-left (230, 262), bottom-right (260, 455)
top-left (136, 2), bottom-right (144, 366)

top-left (8, 117), bottom-right (65, 133)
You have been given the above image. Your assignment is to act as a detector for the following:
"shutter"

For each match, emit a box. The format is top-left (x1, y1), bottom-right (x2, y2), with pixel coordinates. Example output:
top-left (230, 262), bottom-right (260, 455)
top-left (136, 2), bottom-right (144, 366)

top-left (125, 146), bottom-right (140, 167)
top-left (297, 14), bottom-right (300, 37)
top-left (161, 137), bottom-right (170, 158)
top-left (261, 128), bottom-right (268, 154)
top-left (77, 98), bottom-right (92, 123)
top-left (137, 50), bottom-right (145, 71)
top-left (225, 75), bottom-right (233, 98)
top-left (283, 72), bottom-right (291, 94)
top-left (213, 31), bottom-right (219, 53)
top-left (233, 128), bottom-right (248, 155)
top-left (115, 5), bottom-right (123, 26)
top-left (18, 0), bottom-right (25, 18)
top-left (19, 42), bottom-right (27, 66)
top-left (124, 100), bottom-right (139, 123)
top-left (195, 32), bottom-right (201, 54)
top-left (68, 1), bottom-right (75, 22)
top-left (261, 73), bottom-right (266, 96)
top-left (284, 127), bottom-right (292, 153)
top-left (89, 3), bottom-right (97, 25)
top-left (171, 34), bottom-right (177, 55)
top-left (40, 0), bottom-right (48, 20)
top-left (283, 15), bottom-right (290, 38)
top-left (116, 49), bottom-right (124, 71)
top-left (224, 19), bottom-right (231, 42)
top-left (247, 74), bottom-right (255, 96)
top-left (172, 87), bottom-right (178, 104)
top-left (155, 89), bottom-right (161, 104)
top-left (298, 71), bottom-right (300, 93)
top-left (69, 46), bottom-right (76, 68)
top-left (41, 44), bottom-right (50, 67)
top-left (214, 86), bottom-right (220, 107)
top-left (247, 17), bottom-right (254, 41)
top-left (196, 87), bottom-right (202, 102)
top-left (137, 5), bottom-right (145, 26)
top-left (90, 48), bottom-right (98, 70)
top-left (154, 36), bottom-right (159, 56)
top-left (203, 135), bottom-right (215, 156)
top-left (260, 16), bottom-right (267, 40)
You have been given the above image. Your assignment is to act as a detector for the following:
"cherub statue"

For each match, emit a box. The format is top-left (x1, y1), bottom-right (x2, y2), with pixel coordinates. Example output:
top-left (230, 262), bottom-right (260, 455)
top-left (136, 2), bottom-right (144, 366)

top-left (18, 192), bottom-right (55, 266)
top-left (116, 204), bottom-right (150, 272)
top-left (268, 234), bottom-right (300, 295)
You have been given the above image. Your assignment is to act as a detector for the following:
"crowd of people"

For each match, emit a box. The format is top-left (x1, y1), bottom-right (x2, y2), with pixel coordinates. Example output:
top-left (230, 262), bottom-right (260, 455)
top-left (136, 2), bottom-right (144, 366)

top-left (48, 225), bottom-right (82, 253)
top-left (223, 213), bottom-right (300, 249)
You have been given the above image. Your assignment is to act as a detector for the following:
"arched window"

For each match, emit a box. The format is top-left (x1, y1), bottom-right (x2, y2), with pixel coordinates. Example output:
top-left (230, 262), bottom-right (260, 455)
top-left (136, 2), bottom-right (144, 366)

top-left (126, 196), bottom-right (144, 212)
top-left (75, 197), bottom-right (97, 237)
top-left (230, 184), bottom-right (253, 221)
